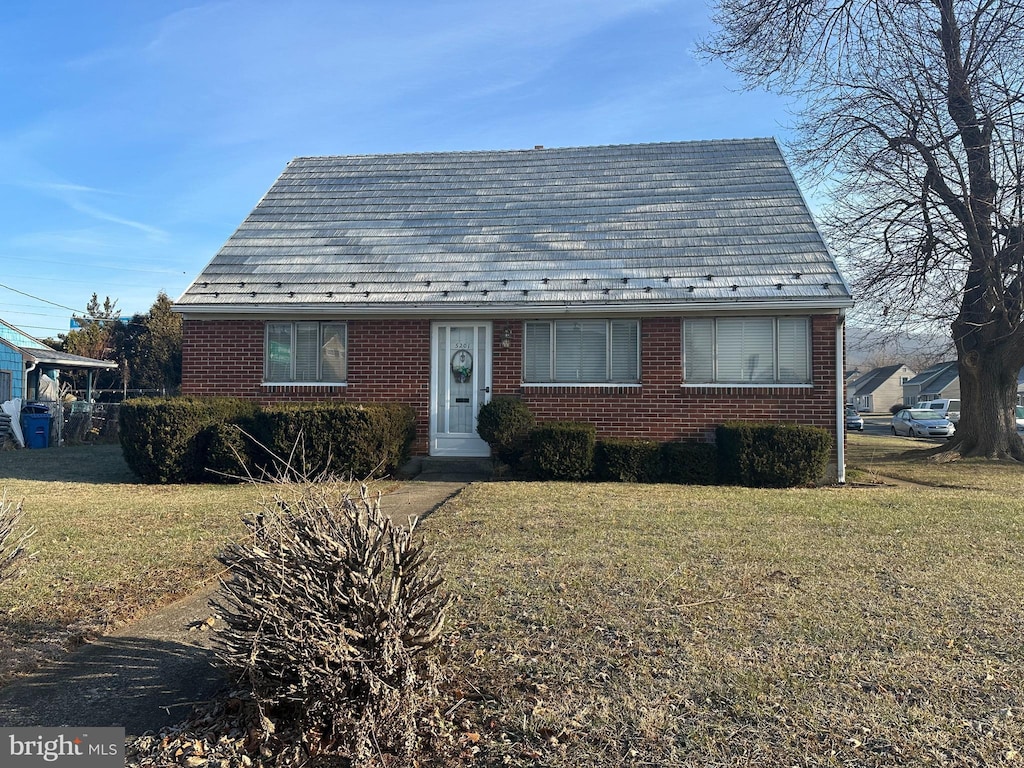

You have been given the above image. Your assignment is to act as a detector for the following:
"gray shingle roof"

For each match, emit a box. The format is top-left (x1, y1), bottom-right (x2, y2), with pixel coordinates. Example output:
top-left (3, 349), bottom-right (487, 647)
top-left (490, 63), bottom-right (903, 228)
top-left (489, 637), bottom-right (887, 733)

top-left (905, 361), bottom-right (958, 392)
top-left (849, 364), bottom-right (905, 396)
top-left (21, 347), bottom-right (119, 370)
top-left (177, 139), bottom-right (853, 315)
top-left (0, 319), bottom-right (117, 370)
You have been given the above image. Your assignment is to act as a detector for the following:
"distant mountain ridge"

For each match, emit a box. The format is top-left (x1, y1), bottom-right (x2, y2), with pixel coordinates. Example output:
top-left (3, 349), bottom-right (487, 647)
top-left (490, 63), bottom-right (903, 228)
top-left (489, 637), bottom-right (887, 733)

top-left (845, 324), bottom-right (953, 370)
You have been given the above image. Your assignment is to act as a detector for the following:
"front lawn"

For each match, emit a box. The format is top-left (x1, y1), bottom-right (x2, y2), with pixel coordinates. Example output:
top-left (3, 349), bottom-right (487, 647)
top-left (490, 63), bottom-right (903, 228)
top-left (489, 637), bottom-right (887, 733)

top-left (846, 431), bottom-right (1024, 491)
top-left (429, 479), bottom-right (1024, 766)
top-left (0, 444), bottom-right (262, 680)
top-left (1, 442), bottom-right (1022, 765)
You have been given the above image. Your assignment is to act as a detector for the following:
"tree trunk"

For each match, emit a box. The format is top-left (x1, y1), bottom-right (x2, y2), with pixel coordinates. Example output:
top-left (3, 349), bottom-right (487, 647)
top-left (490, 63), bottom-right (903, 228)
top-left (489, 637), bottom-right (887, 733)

top-left (947, 329), bottom-right (1024, 460)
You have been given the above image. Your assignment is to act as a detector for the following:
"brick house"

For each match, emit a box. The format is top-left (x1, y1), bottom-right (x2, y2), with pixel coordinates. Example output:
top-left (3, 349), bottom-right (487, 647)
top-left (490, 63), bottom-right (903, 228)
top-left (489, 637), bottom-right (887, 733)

top-left (176, 139), bottom-right (855, 478)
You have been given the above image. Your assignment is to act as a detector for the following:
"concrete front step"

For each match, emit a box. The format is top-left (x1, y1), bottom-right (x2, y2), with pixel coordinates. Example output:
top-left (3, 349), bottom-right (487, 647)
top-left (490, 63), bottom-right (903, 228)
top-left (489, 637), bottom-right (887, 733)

top-left (399, 456), bottom-right (494, 481)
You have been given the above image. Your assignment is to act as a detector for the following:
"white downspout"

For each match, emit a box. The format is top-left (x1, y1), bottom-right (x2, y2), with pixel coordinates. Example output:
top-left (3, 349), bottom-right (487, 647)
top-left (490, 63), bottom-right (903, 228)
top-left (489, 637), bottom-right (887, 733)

top-left (23, 359), bottom-right (36, 402)
top-left (835, 309), bottom-right (847, 484)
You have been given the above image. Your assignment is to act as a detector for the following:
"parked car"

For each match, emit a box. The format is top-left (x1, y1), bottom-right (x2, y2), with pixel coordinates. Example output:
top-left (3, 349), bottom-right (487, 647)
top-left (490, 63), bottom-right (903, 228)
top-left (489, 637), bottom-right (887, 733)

top-left (845, 406), bottom-right (864, 431)
top-left (914, 398), bottom-right (961, 424)
top-left (891, 408), bottom-right (956, 438)
top-left (1015, 406), bottom-right (1024, 436)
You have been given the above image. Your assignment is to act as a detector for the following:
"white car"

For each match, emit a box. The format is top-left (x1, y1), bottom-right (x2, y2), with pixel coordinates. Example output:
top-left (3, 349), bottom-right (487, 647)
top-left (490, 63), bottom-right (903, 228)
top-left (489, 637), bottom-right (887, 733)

top-left (891, 408), bottom-right (956, 439)
top-left (915, 399), bottom-right (961, 424)
top-left (845, 406), bottom-right (864, 431)
top-left (1015, 406), bottom-right (1024, 436)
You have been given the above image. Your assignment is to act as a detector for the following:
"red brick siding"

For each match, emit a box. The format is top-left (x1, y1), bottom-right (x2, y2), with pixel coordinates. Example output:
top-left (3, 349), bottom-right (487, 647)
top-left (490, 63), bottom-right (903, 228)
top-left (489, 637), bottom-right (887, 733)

top-left (182, 315), bottom-right (842, 464)
top-left (182, 318), bottom-right (433, 454)
top-left (500, 316), bottom-right (838, 442)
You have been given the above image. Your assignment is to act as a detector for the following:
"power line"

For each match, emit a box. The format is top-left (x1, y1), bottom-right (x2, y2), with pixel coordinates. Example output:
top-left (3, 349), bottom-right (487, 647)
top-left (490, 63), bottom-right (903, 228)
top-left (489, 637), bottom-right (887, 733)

top-left (0, 282), bottom-right (84, 313)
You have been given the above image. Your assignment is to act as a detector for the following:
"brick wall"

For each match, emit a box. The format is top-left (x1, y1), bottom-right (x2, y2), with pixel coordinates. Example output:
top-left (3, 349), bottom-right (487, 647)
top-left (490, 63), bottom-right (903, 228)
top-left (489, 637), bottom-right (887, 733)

top-left (182, 318), bottom-right (433, 454)
top-left (496, 316), bottom-right (839, 441)
top-left (182, 314), bottom-right (843, 464)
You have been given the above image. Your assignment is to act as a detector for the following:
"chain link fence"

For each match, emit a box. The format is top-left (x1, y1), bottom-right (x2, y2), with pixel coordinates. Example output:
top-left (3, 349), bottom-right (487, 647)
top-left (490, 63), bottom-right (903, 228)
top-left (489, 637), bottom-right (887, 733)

top-left (62, 401), bottom-right (121, 444)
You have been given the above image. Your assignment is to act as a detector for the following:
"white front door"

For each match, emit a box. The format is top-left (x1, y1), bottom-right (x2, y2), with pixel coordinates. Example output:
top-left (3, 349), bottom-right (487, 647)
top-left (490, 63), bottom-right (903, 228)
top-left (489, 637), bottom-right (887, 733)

top-left (430, 322), bottom-right (492, 457)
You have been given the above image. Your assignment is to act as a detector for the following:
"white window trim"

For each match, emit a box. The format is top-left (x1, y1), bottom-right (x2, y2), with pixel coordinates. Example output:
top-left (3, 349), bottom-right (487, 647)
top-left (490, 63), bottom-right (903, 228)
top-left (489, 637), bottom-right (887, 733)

top-left (682, 316), bottom-right (812, 386)
top-left (522, 319), bottom-right (641, 384)
top-left (263, 321), bottom-right (348, 385)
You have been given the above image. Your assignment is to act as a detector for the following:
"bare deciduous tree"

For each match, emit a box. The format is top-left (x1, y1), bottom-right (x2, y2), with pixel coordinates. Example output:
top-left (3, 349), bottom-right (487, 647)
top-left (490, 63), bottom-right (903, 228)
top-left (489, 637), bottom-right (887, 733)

top-left (703, 0), bottom-right (1024, 459)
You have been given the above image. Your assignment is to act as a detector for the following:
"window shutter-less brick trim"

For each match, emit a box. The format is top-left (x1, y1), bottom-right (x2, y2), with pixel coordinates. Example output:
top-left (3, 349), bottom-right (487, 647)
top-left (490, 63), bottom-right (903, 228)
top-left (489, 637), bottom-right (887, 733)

top-left (523, 319), bottom-right (640, 384)
top-left (264, 321), bottom-right (347, 385)
top-left (682, 317), bottom-right (810, 385)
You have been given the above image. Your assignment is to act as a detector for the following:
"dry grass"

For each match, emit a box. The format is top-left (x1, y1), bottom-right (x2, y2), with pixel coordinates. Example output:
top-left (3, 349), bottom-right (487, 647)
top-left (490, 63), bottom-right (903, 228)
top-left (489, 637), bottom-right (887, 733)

top-left (0, 444), bottom-right (260, 680)
top-left (3, 441), bottom-right (1024, 766)
top-left (846, 431), bottom-right (1024, 492)
top-left (427, 480), bottom-right (1024, 766)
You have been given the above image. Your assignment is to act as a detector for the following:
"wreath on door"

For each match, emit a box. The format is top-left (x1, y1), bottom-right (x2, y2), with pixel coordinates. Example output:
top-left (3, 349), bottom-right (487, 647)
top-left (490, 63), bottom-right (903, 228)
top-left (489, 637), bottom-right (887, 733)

top-left (451, 350), bottom-right (473, 383)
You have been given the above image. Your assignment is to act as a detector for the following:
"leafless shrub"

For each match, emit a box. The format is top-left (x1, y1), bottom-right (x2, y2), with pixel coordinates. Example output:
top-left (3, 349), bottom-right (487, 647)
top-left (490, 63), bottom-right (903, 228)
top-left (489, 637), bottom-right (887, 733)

top-left (213, 481), bottom-right (452, 766)
top-left (0, 492), bottom-right (34, 584)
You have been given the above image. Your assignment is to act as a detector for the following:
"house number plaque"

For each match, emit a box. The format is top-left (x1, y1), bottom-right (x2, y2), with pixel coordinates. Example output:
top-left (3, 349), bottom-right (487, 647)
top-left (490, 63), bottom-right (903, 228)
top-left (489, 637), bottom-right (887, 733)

top-left (451, 350), bottom-right (473, 383)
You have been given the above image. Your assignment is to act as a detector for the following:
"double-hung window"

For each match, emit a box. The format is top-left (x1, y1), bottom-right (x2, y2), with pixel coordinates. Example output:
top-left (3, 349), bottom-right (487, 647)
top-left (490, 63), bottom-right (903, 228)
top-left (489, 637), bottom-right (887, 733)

top-left (0, 370), bottom-right (10, 402)
top-left (683, 317), bottom-right (810, 384)
top-left (523, 319), bottom-right (639, 383)
top-left (264, 321), bottom-right (347, 384)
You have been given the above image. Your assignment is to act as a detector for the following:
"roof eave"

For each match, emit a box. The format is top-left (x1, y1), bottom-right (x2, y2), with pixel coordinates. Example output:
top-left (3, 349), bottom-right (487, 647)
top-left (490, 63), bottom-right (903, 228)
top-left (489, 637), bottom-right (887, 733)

top-left (174, 297), bottom-right (855, 319)
top-left (22, 349), bottom-right (119, 370)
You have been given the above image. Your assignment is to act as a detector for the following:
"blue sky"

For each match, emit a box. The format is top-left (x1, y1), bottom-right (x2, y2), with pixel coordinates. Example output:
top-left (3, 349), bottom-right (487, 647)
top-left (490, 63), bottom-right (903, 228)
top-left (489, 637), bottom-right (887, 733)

top-left (0, 0), bottom-right (795, 340)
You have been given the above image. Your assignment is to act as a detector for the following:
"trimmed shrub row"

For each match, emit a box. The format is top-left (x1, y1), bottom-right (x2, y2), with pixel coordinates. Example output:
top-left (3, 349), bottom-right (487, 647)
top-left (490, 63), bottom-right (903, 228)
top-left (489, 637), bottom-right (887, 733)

top-left (475, 396), bottom-right (534, 467)
top-left (119, 397), bottom-right (259, 484)
top-left (596, 438), bottom-right (719, 484)
top-left (532, 427), bottom-right (718, 485)
top-left (716, 421), bottom-right (831, 488)
top-left (119, 398), bottom-right (416, 484)
top-left (530, 421), bottom-right (596, 481)
top-left (476, 397), bottom-right (832, 487)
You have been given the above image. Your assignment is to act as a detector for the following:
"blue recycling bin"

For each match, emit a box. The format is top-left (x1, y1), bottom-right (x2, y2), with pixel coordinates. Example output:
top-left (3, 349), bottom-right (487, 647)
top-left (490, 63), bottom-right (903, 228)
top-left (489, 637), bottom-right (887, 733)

top-left (21, 409), bottom-right (51, 449)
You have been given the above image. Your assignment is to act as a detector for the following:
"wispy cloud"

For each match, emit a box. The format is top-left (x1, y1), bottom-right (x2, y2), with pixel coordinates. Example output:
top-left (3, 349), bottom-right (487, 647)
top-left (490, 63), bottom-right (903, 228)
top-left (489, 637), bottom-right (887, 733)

top-left (27, 181), bottom-right (119, 196)
top-left (20, 177), bottom-right (167, 240)
top-left (110, 0), bottom-right (685, 150)
top-left (64, 199), bottom-right (167, 239)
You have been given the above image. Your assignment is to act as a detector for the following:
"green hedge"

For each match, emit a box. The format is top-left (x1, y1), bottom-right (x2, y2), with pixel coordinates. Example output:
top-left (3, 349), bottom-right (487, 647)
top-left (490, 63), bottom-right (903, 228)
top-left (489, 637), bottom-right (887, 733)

top-left (119, 398), bottom-right (415, 484)
top-left (528, 421), bottom-right (596, 481)
top-left (715, 421), bottom-right (832, 488)
top-left (595, 439), bottom-right (662, 483)
top-left (250, 402), bottom-right (416, 480)
top-left (119, 397), bottom-right (259, 484)
top-left (661, 442), bottom-right (719, 485)
top-left (476, 396), bottom-right (535, 470)
top-left (203, 422), bottom-right (255, 481)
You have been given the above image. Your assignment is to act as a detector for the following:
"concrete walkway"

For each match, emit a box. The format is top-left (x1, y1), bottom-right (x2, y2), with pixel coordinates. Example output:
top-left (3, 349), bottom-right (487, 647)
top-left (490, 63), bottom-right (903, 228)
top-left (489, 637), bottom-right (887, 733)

top-left (0, 473), bottom-right (480, 735)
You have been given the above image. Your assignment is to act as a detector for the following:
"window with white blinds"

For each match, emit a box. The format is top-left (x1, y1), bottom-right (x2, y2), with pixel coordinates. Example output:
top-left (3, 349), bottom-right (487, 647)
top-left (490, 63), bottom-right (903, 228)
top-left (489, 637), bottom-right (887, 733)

top-left (682, 317), bottom-right (810, 384)
top-left (264, 321), bottom-right (347, 383)
top-left (523, 319), bottom-right (639, 383)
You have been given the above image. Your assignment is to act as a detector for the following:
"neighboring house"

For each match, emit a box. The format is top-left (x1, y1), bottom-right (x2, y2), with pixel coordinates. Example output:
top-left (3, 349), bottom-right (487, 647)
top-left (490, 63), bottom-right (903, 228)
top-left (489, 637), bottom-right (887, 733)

top-left (175, 139), bottom-right (855, 478)
top-left (0, 318), bottom-right (118, 403)
top-left (902, 360), bottom-right (960, 405)
top-left (848, 364), bottom-right (916, 413)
